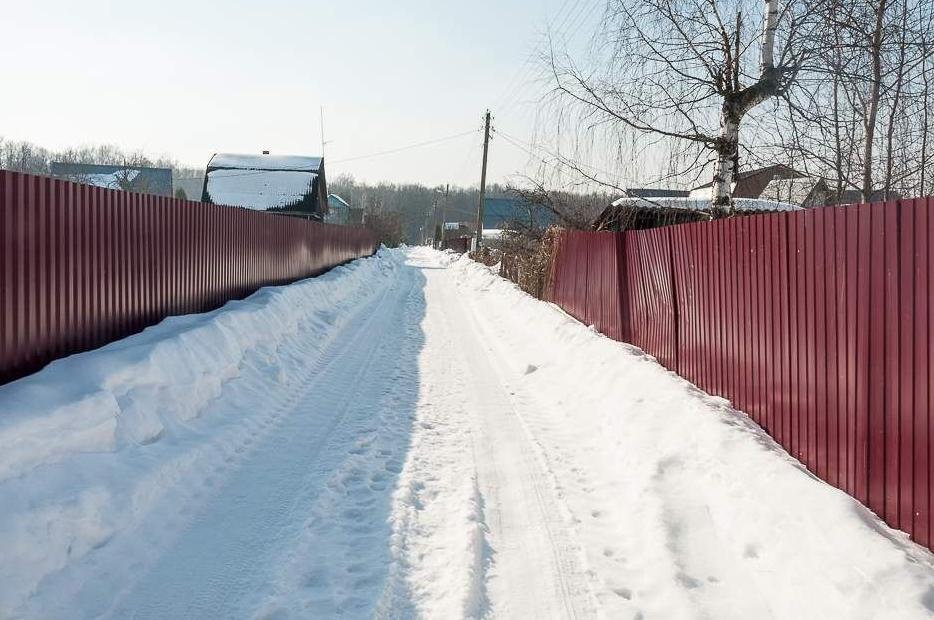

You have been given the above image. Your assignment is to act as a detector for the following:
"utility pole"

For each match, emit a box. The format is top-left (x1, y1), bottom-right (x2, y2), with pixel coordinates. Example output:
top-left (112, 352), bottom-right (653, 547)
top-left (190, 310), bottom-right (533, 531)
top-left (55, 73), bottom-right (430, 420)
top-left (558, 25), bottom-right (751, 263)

top-left (425, 196), bottom-right (438, 246)
top-left (439, 183), bottom-right (449, 249)
top-left (474, 110), bottom-right (492, 250)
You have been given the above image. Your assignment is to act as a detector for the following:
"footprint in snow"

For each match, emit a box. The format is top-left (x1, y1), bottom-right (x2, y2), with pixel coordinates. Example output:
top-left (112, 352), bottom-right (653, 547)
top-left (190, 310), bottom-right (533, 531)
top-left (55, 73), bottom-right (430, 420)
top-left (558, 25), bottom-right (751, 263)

top-left (676, 572), bottom-right (704, 589)
top-left (524, 364), bottom-right (538, 375)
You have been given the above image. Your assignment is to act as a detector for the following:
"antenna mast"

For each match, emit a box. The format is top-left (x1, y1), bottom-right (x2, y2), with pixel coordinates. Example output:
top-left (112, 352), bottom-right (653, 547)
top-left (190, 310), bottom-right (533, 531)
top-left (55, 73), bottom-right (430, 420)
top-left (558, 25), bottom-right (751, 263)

top-left (320, 106), bottom-right (326, 157)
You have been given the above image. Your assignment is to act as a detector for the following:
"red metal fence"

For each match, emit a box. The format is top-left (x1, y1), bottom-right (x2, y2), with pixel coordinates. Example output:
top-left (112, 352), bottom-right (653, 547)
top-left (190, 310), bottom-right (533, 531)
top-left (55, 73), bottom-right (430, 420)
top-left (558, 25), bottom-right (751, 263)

top-left (0, 170), bottom-right (378, 385)
top-left (547, 198), bottom-right (933, 551)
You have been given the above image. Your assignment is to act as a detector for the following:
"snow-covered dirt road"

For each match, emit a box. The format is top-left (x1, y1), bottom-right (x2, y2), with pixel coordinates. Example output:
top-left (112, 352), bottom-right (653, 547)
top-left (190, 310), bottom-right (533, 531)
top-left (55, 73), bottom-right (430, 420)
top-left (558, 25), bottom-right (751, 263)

top-left (1, 247), bottom-right (932, 619)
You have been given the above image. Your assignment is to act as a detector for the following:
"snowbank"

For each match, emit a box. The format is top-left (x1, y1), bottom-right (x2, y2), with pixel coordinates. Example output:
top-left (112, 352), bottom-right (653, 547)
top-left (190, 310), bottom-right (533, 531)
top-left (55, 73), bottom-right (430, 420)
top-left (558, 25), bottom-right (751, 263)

top-left (0, 251), bottom-right (397, 615)
top-left (446, 250), bottom-right (934, 619)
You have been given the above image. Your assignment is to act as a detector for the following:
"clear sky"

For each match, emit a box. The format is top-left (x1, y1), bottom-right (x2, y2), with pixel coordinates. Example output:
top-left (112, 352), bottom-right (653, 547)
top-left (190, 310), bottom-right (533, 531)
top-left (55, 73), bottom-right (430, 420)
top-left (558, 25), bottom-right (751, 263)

top-left (0, 0), bottom-right (602, 188)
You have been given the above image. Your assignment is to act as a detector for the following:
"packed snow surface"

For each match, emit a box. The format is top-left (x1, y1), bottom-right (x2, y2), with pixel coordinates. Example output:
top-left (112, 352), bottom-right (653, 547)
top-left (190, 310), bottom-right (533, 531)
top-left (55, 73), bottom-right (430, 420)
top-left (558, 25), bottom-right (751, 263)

top-left (0, 247), bottom-right (932, 619)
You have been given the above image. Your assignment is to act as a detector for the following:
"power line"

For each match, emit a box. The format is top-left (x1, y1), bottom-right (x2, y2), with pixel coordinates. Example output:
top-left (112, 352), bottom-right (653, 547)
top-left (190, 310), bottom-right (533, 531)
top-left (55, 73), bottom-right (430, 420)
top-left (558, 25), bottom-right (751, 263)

top-left (559, 0), bottom-right (598, 42)
top-left (551, 0), bottom-right (586, 35)
top-left (494, 127), bottom-right (624, 183)
top-left (329, 130), bottom-right (480, 165)
top-left (453, 122), bottom-right (485, 183)
top-left (496, 0), bottom-right (604, 124)
top-left (491, 0), bottom-right (589, 115)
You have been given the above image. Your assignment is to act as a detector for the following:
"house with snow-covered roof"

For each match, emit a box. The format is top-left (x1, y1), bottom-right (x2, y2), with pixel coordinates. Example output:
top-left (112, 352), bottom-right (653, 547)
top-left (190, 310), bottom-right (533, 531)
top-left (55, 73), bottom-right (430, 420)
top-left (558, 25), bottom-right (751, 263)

top-left (201, 152), bottom-right (328, 218)
top-left (759, 177), bottom-right (829, 209)
top-left (51, 162), bottom-right (173, 197)
top-left (688, 164), bottom-right (804, 200)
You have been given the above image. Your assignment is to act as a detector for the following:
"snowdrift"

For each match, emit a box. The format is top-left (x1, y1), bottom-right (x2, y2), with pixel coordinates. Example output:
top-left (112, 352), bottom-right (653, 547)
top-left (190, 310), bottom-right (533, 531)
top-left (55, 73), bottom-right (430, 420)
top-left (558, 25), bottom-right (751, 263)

top-left (0, 251), bottom-right (397, 614)
top-left (446, 251), bottom-right (934, 619)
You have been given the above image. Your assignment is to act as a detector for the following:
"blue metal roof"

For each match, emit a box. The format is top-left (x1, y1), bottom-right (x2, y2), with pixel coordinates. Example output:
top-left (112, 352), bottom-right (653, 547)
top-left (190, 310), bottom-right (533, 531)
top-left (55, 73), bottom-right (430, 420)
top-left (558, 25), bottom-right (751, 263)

top-left (482, 197), bottom-right (555, 230)
top-left (327, 194), bottom-right (351, 209)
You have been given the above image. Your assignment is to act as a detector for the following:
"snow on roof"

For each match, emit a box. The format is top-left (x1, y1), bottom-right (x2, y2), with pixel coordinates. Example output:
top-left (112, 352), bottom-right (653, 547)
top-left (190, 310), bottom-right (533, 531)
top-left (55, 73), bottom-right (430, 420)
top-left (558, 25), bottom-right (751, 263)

top-left (50, 163), bottom-right (174, 196)
top-left (610, 196), bottom-right (801, 213)
top-left (205, 169), bottom-right (316, 210)
top-left (760, 177), bottom-right (824, 206)
top-left (327, 194), bottom-right (351, 208)
top-left (208, 153), bottom-right (323, 172)
top-left (81, 169), bottom-right (141, 190)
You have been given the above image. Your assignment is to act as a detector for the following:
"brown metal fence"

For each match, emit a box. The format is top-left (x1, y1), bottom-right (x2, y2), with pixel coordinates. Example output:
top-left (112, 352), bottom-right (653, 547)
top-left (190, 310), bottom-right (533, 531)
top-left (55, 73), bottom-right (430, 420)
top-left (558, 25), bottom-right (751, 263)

top-left (0, 170), bottom-right (378, 385)
top-left (441, 237), bottom-right (471, 253)
top-left (547, 198), bottom-right (933, 551)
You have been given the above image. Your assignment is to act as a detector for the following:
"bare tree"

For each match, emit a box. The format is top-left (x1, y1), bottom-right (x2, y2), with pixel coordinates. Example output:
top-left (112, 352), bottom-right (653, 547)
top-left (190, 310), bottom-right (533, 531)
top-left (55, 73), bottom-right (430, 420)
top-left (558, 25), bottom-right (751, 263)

top-left (548, 0), bottom-right (817, 215)
top-left (505, 178), bottom-right (608, 232)
top-left (921, 34), bottom-right (932, 194)
top-left (0, 137), bottom-right (204, 187)
top-left (771, 0), bottom-right (934, 202)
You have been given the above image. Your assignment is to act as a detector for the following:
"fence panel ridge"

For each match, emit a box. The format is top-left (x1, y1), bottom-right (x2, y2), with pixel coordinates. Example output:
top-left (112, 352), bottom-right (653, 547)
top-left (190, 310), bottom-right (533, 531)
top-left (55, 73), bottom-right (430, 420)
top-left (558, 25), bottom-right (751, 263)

top-left (0, 170), bottom-right (377, 386)
top-left (543, 198), bottom-right (934, 552)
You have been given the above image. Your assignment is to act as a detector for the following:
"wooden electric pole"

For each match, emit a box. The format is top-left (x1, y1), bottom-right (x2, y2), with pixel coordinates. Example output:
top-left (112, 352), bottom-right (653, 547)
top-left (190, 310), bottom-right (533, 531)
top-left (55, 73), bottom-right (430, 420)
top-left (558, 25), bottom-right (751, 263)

top-left (439, 183), bottom-right (449, 249)
top-left (474, 110), bottom-right (491, 250)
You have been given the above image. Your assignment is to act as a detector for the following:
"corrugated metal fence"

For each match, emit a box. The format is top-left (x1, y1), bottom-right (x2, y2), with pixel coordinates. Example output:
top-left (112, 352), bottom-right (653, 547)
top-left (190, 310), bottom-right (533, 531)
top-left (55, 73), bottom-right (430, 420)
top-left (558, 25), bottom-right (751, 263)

top-left (547, 198), bottom-right (933, 551)
top-left (0, 170), bottom-right (378, 385)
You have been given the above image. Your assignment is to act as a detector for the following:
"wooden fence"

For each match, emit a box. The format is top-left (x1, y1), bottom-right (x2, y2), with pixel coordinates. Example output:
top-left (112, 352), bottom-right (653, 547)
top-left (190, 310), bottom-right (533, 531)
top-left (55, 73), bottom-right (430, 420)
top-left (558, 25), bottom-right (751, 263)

top-left (547, 198), bottom-right (933, 551)
top-left (0, 170), bottom-right (378, 385)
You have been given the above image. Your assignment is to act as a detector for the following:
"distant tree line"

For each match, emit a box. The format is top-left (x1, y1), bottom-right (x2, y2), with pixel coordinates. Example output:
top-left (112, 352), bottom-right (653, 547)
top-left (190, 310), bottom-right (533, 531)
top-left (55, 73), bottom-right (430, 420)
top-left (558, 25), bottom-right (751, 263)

top-left (0, 137), bottom-right (203, 180)
top-left (329, 174), bottom-right (498, 243)
top-left (329, 174), bottom-right (612, 243)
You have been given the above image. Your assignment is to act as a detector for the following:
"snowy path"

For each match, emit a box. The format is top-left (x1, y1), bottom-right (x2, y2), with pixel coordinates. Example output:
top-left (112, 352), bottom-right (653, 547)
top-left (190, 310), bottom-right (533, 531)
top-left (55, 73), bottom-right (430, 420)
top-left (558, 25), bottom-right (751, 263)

top-left (1, 247), bottom-right (933, 619)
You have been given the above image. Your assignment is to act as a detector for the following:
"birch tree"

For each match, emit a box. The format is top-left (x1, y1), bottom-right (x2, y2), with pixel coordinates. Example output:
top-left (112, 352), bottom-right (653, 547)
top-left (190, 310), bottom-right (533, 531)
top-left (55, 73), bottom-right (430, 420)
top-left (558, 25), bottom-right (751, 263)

top-left (549, 0), bottom-right (817, 216)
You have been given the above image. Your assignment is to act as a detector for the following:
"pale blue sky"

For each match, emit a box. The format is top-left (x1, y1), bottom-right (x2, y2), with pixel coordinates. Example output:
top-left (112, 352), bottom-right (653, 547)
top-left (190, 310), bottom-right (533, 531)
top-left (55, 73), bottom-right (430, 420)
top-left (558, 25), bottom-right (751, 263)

top-left (0, 0), bottom-right (602, 187)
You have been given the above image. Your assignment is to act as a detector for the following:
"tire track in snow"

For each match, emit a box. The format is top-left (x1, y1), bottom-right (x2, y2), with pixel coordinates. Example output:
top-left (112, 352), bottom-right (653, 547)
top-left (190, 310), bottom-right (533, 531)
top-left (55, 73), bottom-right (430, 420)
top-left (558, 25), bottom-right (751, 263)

top-left (13, 256), bottom-right (404, 620)
top-left (103, 257), bottom-right (420, 619)
top-left (443, 251), bottom-right (934, 620)
top-left (372, 249), bottom-right (493, 619)
top-left (252, 262), bottom-right (429, 618)
top-left (11, 247), bottom-right (933, 620)
top-left (455, 261), bottom-right (686, 619)
top-left (24, 253), bottom-right (416, 619)
top-left (430, 248), bottom-right (599, 619)
top-left (461, 281), bottom-right (777, 619)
